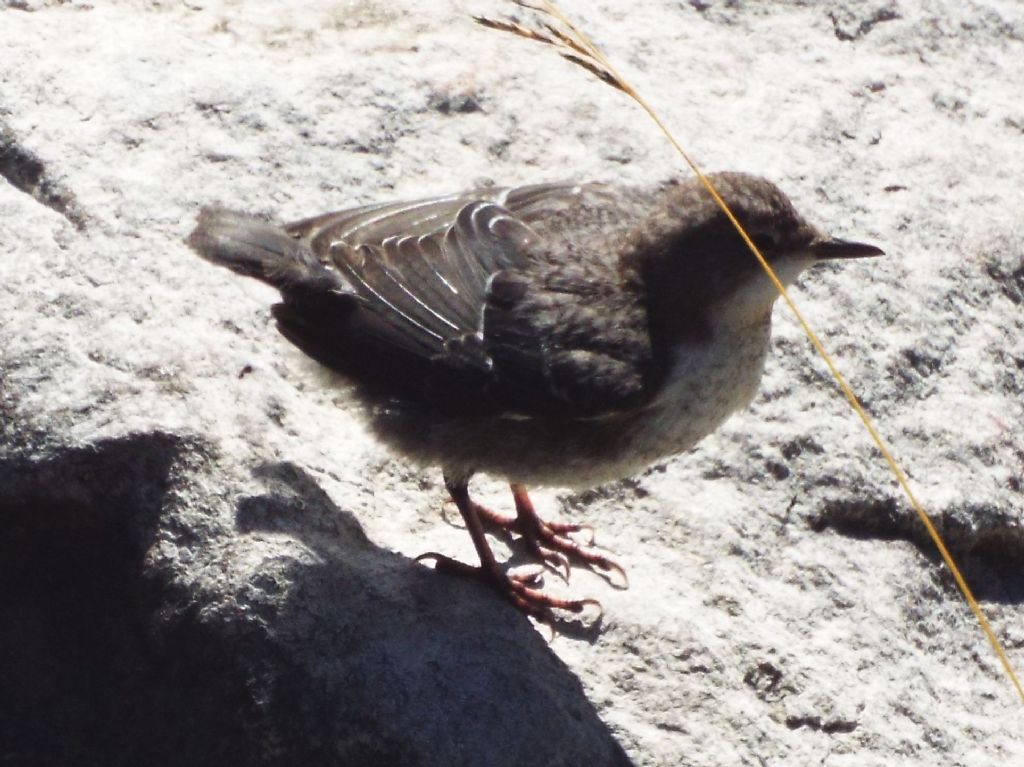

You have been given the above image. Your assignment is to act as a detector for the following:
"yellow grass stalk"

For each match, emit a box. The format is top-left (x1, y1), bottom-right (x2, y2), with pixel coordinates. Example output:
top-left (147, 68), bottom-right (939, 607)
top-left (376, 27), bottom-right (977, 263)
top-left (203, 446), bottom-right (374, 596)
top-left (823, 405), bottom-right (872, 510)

top-left (476, 0), bottom-right (1024, 705)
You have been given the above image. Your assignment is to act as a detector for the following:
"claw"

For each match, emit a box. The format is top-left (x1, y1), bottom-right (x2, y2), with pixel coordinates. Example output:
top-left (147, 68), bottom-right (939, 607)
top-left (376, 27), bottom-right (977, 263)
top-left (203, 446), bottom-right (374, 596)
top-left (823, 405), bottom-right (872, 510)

top-left (525, 541), bottom-right (572, 582)
top-left (507, 564), bottom-right (547, 587)
top-left (596, 558), bottom-right (629, 589)
top-left (418, 551), bottom-right (599, 619)
top-left (415, 551), bottom-right (477, 577)
top-left (469, 484), bottom-right (628, 586)
top-left (541, 520), bottom-right (596, 546)
top-left (422, 476), bottom-right (609, 625)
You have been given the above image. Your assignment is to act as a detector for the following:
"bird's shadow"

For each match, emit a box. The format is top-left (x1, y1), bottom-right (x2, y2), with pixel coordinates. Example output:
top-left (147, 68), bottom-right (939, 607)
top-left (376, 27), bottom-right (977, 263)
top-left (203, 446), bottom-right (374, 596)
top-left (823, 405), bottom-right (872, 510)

top-left (233, 461), bottom-right (634, 766)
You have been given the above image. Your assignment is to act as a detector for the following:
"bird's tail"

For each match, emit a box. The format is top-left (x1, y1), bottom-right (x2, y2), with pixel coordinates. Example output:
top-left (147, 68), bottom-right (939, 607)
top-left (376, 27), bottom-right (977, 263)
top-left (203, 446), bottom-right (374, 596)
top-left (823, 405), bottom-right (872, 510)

top-left (187, 207), bottom-right (330, 291)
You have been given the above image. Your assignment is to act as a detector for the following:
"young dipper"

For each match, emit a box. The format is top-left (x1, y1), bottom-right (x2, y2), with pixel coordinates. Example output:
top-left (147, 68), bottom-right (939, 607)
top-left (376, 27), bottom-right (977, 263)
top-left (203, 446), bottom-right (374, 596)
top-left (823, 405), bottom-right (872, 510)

top-left (188, 172), bottom-right (882, 618)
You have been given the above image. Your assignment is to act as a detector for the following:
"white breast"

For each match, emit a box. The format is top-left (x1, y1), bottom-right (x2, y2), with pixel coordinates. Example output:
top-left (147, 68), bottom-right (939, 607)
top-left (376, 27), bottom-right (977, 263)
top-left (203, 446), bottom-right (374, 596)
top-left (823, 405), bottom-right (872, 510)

top-left (625, 315), bottom-right (773, 467)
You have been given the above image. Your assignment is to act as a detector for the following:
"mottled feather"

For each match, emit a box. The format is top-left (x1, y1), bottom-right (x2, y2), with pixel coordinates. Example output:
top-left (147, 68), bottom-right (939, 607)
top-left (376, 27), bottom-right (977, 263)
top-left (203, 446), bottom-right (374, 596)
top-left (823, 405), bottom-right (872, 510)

top-left (200, 184), bottom-right (662, 419)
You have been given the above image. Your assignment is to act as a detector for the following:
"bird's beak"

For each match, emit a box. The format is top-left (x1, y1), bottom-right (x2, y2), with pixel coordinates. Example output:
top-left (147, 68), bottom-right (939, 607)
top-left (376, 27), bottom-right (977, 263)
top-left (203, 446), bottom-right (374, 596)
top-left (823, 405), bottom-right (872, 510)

top-left (812, 238), bottom-right (885, 260)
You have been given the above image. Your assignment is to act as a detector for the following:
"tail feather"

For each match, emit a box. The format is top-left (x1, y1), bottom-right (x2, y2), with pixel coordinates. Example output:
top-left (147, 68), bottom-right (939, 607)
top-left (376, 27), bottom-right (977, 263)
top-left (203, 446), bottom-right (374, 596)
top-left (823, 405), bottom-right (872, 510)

top-left (187, 207), bottom-right (341, 292)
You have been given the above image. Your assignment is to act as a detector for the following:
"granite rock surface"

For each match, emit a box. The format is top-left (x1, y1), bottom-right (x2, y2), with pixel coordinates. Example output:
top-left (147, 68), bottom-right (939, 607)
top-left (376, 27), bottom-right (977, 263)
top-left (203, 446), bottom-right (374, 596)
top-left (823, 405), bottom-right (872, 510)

top-left (2, 1), bottom-right (1023, 764)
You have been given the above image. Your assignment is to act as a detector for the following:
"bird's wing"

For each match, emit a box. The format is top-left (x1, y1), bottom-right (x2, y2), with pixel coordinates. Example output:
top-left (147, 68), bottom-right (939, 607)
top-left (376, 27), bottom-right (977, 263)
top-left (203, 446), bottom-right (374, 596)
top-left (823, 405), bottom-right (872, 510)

top-left (275, 186), bottom-right (656, 418)
top-left (293, 198), bottom-right (540, 358)
top-left (286, 193), bottom-right (480, 246)
top-left (283, 182), bottom-right (594, 245)
top-left (480, 267), bottom-right (656, 418)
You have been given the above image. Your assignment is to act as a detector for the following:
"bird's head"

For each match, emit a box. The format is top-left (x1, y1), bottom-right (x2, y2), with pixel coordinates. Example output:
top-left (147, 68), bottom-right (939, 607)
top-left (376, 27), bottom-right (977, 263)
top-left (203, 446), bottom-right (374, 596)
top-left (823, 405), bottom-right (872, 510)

top-left (627, 172), bottom-right (883, 335)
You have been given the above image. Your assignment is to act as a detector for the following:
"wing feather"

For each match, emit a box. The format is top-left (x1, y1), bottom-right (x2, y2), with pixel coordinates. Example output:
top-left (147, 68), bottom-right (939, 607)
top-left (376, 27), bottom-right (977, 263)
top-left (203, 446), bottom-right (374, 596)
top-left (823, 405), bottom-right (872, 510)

top-left (275, 184), bottom-right (659, 418)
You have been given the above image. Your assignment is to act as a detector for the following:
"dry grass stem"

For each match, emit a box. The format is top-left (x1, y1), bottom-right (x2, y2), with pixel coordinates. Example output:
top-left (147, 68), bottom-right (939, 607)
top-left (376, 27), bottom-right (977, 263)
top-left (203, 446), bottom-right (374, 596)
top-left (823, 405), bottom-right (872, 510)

top-left (473, 3), bottom-right (627, 93)
top-left (475, 0), bottom-right (1024, 706)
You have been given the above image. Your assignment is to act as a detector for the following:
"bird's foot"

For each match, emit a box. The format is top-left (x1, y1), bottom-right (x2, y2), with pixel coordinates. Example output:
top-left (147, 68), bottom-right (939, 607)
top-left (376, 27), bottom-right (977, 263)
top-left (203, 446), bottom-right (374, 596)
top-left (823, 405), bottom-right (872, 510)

top-left (472, 484), bottom-right (628, 588)
top-left (416, 552), bottom-right (602, 621)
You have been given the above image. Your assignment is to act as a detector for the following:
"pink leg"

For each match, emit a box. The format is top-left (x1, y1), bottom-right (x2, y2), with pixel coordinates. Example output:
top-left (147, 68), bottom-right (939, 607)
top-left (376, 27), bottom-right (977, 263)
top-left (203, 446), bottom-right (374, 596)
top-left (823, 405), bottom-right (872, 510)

top-left (417, 477), bottom-right (602, 620)
top-left (470, 483), bottom-right (628, 587)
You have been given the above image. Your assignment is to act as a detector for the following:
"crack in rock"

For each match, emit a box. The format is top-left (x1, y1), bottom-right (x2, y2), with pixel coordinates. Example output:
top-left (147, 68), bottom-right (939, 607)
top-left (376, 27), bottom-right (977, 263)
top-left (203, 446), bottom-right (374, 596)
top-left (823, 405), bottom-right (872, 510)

top-left (829, 5), bottom-right (900, 41)
top-left (985, 258), bottom-right (1024, 306)
top-left (811, 498), bottom-right (1024, 602)
top-left (785, 715), bottom-right (858, 734)
top-left (0, 121), bottom-right (87, 230)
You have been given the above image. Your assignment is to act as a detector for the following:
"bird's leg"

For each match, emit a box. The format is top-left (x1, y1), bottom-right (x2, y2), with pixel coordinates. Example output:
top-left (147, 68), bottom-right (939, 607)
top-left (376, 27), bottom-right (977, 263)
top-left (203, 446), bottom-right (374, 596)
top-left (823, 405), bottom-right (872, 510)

top-left (418, 476), bottom-right (600, 619)
top-left (472, 483), bottom-right (628, 587)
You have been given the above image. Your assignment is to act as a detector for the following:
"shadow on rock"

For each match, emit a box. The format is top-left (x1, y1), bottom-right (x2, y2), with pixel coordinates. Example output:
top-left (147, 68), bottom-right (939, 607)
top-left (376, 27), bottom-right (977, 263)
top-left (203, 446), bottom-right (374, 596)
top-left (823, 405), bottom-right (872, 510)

top-left (812, 496), bottom-right (1024, 604)
top-left (0, 436), bottom-right (632, 767)
top-left (0, 432), bottom-right (256, 767)
top-left (225, 460), bottom-right (633, 767)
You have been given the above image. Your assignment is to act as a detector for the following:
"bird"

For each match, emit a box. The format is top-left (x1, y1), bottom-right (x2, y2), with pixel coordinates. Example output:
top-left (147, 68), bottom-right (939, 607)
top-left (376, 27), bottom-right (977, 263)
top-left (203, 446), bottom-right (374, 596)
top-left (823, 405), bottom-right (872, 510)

top-left (187, 172), bottom-right (882, 619)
